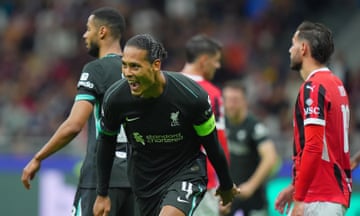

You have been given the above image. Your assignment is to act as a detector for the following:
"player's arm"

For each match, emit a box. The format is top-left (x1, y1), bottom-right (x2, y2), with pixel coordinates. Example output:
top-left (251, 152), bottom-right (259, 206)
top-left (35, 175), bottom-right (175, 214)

top-left (238, 139), bottom-right (278, 199)
top-left (21, 100), bottom-right (93, 189)
top-left (96, 131), bottom-right (117, 196)
top-left (351, 150), bottom-right (360, 170)
top-left (199, 127), bottom-right (239, 204)
top-left (93, 119), bottom-right (118, 216)
top-left (194, 113), bottom-right (237, 204)
top-left (199, 125), bottom-right (232, 190)
top-left (294, 124), bottom-right (323, 201)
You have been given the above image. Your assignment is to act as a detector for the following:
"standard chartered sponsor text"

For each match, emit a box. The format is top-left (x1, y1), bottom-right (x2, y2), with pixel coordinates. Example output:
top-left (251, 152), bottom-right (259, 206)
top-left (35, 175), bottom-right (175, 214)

top-left (146, 133), bottom-right (183, 143)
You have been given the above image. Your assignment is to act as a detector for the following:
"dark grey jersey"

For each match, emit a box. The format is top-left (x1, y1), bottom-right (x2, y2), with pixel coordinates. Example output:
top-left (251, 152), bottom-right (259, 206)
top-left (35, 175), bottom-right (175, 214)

top-left (99, 71), bottom-right (222, 198)
top-left (226, 114), bottom-right (269, 209)
top-left (75, 54), bottom-right (129, 188)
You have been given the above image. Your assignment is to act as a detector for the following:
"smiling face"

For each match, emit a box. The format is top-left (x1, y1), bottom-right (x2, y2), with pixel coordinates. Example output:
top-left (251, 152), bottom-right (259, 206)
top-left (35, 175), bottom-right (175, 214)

top-left (83, 15), bottom-right (100, 57)
top-left (122, 46), bottom-right (161, 98)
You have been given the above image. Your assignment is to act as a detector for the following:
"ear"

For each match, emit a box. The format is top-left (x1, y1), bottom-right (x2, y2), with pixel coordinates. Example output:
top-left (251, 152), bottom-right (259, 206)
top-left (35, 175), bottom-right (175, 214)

top-left (198, 54), bottom-right (209, 69)
top-left (301, 41), bottom-right (309, 56)
top-left (198, 55), bottom-right (208, 64)
top-left (98, 26), bottom-right (107, 39)
top-left (152, 59), bottom-right (161, 71)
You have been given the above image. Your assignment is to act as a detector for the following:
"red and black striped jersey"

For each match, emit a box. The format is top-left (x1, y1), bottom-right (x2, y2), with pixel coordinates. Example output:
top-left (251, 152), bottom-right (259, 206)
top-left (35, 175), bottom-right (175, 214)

top-left (292, 68), bottom-right (352, 207)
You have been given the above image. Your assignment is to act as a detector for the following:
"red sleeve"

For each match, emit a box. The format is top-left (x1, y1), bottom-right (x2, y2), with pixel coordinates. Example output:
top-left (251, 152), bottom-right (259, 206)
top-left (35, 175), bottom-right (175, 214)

top-left (294, 124), bottom-right (324, 201)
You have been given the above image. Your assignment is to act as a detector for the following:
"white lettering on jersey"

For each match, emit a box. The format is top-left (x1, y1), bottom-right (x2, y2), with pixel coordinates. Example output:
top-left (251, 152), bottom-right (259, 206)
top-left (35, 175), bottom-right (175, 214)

top-left (77, 81), bottom-right (94, 89)
top-left (338, 86), bottom-right (347, 97)
top-left (304, 106), bottom-right (320, 115)
top-left (80, 72), bottom-right (89, 81)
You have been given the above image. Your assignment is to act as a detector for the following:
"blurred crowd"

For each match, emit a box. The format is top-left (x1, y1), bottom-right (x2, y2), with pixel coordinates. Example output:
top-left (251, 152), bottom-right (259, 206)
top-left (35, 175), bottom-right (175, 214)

top-left (0, 0), bottom-right (360, 159)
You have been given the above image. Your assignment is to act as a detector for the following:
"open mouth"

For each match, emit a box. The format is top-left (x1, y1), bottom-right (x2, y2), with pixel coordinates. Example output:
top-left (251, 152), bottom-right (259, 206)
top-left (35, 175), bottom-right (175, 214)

top-left (128, 80), bottom-right (140, 92)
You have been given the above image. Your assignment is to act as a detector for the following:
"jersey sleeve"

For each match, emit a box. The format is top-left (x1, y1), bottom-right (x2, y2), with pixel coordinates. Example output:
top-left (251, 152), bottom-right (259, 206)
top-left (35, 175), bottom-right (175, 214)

top-left (301, 81), bottom-right (326, 126)
top-left (98, 81), bottom-right (123, 136)
top-left (76, 62), bottom-right (103, 104)
top-left (294, 124), bottom-right (324, 201)
top-left (252, 122), bottom-right (269, 146)
top-left (192, 93), bottom-right (216, 137)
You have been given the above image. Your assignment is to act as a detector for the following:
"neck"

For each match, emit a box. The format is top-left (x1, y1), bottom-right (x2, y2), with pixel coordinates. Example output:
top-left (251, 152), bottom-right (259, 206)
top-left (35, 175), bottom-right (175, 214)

top-left (181, 63), bottom-right (203, 77)
top-left (229, 109), bottom-right (248, 125)
top-left (144, 71), bottom-right (166, 98)
top-left (99, 40), bottom-right (122, 58)
top-left (300, 59), bottom-right (326, 81)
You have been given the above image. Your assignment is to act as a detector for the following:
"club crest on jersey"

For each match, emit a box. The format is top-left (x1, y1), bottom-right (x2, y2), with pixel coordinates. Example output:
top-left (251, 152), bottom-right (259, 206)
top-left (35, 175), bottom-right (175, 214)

top-left (170, 111), bottom-right (180, 127)
top-left (133, 132), bottom-right (145, 145)
top-left (305, 98), bottom-right (313, 106)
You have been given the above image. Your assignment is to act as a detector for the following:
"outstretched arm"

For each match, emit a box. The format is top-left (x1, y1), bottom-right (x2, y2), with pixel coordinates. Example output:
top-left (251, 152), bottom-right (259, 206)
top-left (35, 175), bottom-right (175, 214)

top-left (21, 101), bottom-right (93, 189)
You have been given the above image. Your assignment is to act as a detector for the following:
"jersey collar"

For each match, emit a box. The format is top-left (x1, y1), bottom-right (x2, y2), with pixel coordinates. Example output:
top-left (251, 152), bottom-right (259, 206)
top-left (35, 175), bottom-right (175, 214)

top-left (306, 67), bottom-right (330, 81)
top-left (182, 73), bottom-right (204, 82)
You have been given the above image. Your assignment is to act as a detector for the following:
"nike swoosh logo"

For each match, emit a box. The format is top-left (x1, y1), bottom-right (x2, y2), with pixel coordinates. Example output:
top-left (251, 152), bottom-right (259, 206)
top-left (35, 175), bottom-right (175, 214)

top-left (177, 196), bottom-right (189, 203)
top-left (126, 117), bottom-right (140, 122)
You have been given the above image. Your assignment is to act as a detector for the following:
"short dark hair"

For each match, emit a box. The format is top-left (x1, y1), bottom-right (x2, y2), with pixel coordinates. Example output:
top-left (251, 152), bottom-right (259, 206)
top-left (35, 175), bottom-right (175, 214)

top-left (185, 34), bottom-right (222, 63)
top-left (296, 21), bottom-right (334, 64)
top-left (91, 7), bottom-right (126, 40)
top-left (223, 80), bottom-right (247, 95)
top-left (125, 34), bottom-right (168, 63)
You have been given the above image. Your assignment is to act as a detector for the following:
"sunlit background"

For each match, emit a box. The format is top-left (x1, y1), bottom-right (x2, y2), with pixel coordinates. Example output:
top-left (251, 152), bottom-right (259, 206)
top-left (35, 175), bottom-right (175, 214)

top-left (1, 0), bottom-right (360, 215)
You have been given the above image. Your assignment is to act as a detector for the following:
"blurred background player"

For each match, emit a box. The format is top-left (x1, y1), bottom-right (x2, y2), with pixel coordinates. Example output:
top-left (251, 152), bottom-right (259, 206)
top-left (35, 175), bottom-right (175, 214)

top-left (181, 34), bottom-right (230, 216)
top-left (221, 80), bottom-right (279, 216)
top-left (275, 21), bottom-right (351, 216)
top-left (21, 7), bottom-right (135, 216)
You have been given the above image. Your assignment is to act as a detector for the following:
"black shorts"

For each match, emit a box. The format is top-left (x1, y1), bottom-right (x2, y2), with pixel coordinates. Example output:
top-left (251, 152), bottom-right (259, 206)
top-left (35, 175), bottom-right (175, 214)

top-left (136, 178), bottom-right (207, 216)
top-left (72, 187), bottom-right (136, 216)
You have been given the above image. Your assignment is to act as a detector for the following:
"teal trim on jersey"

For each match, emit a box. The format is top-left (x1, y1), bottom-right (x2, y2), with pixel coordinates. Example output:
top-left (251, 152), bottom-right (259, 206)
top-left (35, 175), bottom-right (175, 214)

top-left (76, 198), bottom-right (82, 216)
top-left (75, 94), bottom-right (95, 101)
top-left (189, 185), bottom-right (205, 216)
top-left (94, 101), bottom-right (100, 138)
top-left (193, 114), bottom-right (216, 136)
top-left (167, 73), bottom-right (198, 98)
top-left (102, 53), bottom-right (120, 59)
top-left (97, 122), bottom-right (118, 136)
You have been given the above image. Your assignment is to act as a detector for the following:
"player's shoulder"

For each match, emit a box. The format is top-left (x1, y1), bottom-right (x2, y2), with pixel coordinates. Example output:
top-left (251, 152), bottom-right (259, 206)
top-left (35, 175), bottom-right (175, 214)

top-left (83, 56), bottom-right (121, 71)
top-left (105, 78), bottom-right (128, 97)
top-left (165, 70), bottom-right (194, 82)
top-left (199, 80), bottom-right (222, 96)
top-left (83, 58), bottom-right (101, 70)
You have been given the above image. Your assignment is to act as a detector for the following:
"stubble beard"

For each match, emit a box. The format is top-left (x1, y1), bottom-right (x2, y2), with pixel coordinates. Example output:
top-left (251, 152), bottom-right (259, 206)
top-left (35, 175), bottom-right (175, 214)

top-left (88, 42), bottom-right (100, 58)
top-left (290, 59), bottom-right (302, 72)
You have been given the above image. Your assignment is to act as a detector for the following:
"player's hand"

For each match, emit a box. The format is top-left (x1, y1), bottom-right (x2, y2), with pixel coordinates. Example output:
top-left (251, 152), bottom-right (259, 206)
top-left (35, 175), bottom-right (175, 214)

top-left (350, 151), bottom-right (360, 171)
top-left (21, 158), bottom-right (41, 190)
top-left (93, 195), bottom-right (111, 216)
top-left (275, 184), bottom-right (294, 214)
top-left (351, 160), bottom-right (357, 170)
top-left (219, 202), bottom-right (231, 216)
top-left (291, 201), bottom-right (304, 216)
top-left (215, 184), bottom-right (240, 206)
